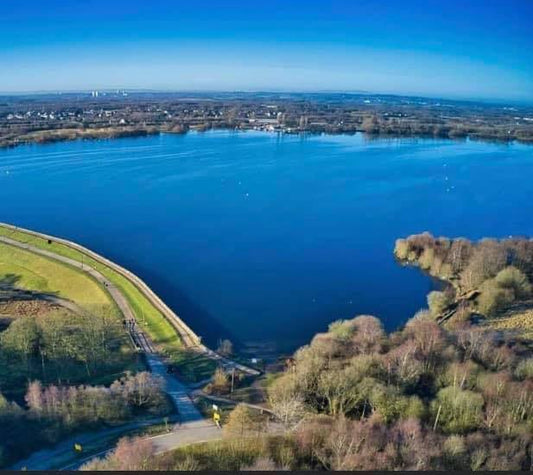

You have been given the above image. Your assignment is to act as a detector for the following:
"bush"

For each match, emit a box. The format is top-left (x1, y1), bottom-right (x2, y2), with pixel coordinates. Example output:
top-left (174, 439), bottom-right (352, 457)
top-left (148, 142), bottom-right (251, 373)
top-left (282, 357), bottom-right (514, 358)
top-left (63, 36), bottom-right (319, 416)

top-left (81, 436), bottom-right (155, 471)
top-left (432, 387), bottom-right (484, 434)
top-left (410, 309), bottom-right (433, 322)
top-left (207, 367), bottom-right (230, 395)
top-left (477, 279), bottom-right (514, 317)
top-left (167, 438), bottom-right (269, 471)
top-left (328, 319), bottom-right (357, 340)
top-left (223, 404), bottom-right (265, 437)
top-left (394, 239), bottom-right (410, 260)
top-left (241, 456), bottom-right (283, 471)
top-left (419, 247), bottom-right (435, 270)
top-left (217, 339), bottom-right (234, 356)
top-left (495, 266), bottom-right (531, 299)
top-left (514, 358), bottom-right (533, 380)
top-left (443, 435), bottom-right (467, 469)
top-left (427, 291), bottom-right (453, 317)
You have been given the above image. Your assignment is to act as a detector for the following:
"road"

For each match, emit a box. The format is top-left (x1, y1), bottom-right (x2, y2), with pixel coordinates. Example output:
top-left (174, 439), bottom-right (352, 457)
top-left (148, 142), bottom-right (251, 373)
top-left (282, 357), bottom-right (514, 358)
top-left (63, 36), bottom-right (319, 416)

top-left (10, 418), bottom-right (170, 470)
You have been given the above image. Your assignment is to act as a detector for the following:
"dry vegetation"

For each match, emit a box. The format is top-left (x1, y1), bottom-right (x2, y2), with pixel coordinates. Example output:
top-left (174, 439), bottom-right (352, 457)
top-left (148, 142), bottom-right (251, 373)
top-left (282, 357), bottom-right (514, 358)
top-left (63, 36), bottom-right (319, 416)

top-left (394, 233), bottom-right (533, 333)
top-left (12, 126), bottom-right (159, 146)
top-left (87, 315), bottom-right (533, 471)
top-left (1, 371), bottom-right (169, 468)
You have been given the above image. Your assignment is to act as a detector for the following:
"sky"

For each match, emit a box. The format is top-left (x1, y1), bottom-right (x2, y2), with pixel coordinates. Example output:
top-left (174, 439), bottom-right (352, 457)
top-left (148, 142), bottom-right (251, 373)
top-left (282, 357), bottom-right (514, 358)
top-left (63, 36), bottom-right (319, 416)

top-left (1, 0), bottom-right (532, 101)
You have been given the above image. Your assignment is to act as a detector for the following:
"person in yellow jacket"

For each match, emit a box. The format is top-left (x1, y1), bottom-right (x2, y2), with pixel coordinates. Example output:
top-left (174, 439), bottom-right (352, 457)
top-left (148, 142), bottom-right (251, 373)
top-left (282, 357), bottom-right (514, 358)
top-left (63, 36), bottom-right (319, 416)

top-left (213, 410), bottom-right (221, 428)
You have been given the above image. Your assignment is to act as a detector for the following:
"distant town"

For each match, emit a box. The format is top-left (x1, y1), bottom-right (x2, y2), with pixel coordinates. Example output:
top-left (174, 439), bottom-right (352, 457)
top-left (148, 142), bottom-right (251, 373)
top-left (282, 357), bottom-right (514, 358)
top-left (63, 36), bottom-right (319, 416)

top-left (1, 91), bottom-right (532, 148)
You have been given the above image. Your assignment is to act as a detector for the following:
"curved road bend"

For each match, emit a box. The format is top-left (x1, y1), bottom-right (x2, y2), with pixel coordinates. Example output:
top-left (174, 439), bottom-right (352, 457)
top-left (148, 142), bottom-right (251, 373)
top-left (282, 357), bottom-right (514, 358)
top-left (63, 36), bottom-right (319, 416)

top-left (10, 416), bottom-right (221, 471)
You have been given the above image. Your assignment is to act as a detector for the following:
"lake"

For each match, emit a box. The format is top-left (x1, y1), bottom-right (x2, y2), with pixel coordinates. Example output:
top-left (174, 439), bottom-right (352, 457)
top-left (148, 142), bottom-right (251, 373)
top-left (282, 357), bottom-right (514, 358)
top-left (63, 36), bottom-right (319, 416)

top-left (1, 131), bottom-right (532, 356)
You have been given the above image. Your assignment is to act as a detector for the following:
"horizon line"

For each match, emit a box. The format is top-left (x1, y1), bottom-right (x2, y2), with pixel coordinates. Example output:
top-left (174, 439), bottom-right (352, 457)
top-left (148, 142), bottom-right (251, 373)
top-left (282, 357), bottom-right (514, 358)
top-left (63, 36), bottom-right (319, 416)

top-left (1, 88), bottom-right (531, 107)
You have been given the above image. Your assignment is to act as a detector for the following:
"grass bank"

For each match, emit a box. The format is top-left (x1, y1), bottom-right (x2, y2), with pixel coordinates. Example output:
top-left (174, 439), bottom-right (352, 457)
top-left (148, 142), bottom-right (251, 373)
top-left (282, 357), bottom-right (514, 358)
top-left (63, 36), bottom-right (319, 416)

top-left (0, 224), bottom-right (218, 381)
top-left (0, 224), bottom-right (181, 351)
top-left (0, 241), bottom-right (110, 307)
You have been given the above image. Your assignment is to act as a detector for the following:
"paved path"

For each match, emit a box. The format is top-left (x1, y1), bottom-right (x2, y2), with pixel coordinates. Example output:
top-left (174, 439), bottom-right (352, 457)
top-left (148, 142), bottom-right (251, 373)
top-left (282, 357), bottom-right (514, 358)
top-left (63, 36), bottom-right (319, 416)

top-left (10, 417), bottom-right (174, 470)
top-left (59, 421), bottom-right (222, 470)
top-left (150, 421), bottom-right (221, 454)
top-left (0, 235), bottom-right (205, 422)
top-left (146, 354), bottom-right (203, 423)
top-left (2, 235), bottom-right (224, 470)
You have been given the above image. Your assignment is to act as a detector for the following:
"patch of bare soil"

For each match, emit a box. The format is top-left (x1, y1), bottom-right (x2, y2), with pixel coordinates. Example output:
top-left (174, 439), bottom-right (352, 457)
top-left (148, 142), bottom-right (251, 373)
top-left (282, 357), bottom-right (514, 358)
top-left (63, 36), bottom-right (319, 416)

top-left (0, 299), bottom-right (63, 319)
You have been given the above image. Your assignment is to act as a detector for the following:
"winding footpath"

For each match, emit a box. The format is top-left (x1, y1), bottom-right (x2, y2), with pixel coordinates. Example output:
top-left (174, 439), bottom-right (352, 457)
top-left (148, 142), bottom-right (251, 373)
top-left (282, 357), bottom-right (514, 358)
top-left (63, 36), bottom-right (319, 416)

top-left (0, 235), bottom-right (216, 418)
top-left (0, 233), bottom-right (224, 470)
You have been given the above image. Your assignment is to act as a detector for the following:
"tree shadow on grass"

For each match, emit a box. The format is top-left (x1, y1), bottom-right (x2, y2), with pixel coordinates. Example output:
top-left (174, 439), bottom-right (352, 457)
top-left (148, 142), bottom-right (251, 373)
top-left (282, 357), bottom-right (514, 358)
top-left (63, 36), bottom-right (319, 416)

top-left (0, 273), bottom-right (60, 301)
top-left (0, 273), bottom-right (22, 288)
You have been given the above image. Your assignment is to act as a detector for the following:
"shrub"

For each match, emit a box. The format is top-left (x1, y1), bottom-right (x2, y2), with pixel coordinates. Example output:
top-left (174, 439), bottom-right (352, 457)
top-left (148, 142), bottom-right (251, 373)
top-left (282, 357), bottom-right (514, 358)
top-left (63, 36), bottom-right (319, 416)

top-left (81, 436), bottom-right (155, 471)
top-left (495, 266), bottom-right (531, 298)
top-left (268, 374), bottom-right (308, 428)
top-left (394, 239), bottom-right (410, 260)
top-left (110, 371), bottom-right (167, 412)
top-left (217, 339), bottom-right (234, 356)
top-left (514, 358), bottom-right (533, 380)
top-left (328, 319), bottom-right (357, 340)
top-left (223, 404), bottom-right (265, 437)
top-left (410, 309), bottom-right (433, 322)
top-left (369, 384), bottom-right (412, 423)
top-left (241, 456), bottom-right (285, 471)
top-left (432, 387), bottom-right (484, 434)
top-left (443, 435), bottom-right (467, 469)
top-left (427, 290), bottom-right (453, 317)
top-left (205, 367), bottom-right (230, 395)
top-left (477, 279), bottom-right (514, 317)
top-left (419, 247), bottom-right (435, 270)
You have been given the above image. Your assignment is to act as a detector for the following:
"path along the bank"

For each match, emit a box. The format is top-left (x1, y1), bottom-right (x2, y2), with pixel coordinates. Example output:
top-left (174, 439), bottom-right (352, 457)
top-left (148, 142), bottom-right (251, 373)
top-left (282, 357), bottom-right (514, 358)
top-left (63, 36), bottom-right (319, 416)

top-left (0, 235), bottom-right (208, 418)
top-left (1, 233), bottom-right (225, 469)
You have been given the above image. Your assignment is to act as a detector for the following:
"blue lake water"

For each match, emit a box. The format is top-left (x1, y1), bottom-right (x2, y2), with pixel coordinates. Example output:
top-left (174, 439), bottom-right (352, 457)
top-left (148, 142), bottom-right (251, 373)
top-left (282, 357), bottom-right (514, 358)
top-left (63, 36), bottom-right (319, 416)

top-left (1, 131), bottom-right (532, 356)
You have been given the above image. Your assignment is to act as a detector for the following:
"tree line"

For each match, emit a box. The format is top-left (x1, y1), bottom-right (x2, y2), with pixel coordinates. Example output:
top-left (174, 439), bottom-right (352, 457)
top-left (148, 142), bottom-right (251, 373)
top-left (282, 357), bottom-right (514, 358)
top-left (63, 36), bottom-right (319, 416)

top-left (0, 371), bottom-right (169, 468)
top-left (0, 306), bottom-right (141, 398)
top-left (87, 314), bottom-right (533, 471)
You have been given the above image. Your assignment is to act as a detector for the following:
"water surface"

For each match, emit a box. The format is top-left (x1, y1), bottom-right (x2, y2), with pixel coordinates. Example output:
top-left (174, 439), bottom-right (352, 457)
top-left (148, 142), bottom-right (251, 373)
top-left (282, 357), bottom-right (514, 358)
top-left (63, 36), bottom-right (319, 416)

top-left (1, 131), bottom-right (532, 355)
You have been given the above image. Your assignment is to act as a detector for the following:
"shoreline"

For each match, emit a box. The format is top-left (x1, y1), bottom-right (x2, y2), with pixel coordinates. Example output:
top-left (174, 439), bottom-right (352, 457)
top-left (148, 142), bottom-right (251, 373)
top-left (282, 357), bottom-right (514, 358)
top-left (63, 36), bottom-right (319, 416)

top-left (1, 124), bottom-right (532, 150)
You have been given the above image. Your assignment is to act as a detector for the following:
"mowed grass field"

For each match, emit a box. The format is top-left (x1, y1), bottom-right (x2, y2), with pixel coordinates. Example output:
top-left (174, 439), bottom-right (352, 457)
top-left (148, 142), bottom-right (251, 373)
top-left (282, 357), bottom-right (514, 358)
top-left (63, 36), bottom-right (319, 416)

top-left (0, 224), bottom-right (182, 352)
top-left (0, 241), bottom-right (110, 306)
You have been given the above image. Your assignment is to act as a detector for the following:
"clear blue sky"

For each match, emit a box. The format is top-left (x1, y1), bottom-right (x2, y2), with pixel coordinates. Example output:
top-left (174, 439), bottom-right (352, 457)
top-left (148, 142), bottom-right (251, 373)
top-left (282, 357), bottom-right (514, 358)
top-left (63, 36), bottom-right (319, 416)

top-left (2, 0), bottom-right (532, 101)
